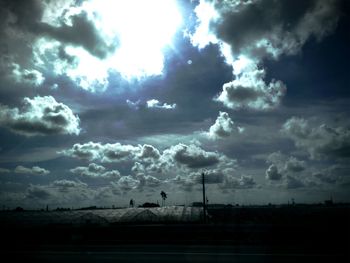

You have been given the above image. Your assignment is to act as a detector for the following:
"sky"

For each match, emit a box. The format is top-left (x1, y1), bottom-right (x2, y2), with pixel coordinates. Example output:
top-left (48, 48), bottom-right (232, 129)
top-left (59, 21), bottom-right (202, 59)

top-left (0, 0), bottom-right (349, 209)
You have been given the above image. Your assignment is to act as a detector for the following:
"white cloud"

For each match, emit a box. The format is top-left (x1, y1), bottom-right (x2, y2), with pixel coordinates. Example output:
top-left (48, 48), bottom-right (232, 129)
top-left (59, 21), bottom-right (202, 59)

top-left (214, 58), bottom-right (286, 110)
top-left (207, 111), bottom-right (244, 139)
top-left (146, 99), bottom-right (177, 110)
top-left (0, 96), bottom-right (80, 136)
top-left (12, 64), bottom-right (45, 87)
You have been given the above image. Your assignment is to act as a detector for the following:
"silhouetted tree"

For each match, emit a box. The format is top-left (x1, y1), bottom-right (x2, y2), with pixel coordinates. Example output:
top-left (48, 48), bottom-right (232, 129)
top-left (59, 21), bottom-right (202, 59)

top-left (160, 191), bottom-right (167, 206)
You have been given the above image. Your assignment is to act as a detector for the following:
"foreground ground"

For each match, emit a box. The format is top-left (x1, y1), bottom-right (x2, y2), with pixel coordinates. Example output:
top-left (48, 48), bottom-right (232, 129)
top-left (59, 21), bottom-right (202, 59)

top-left (0, 205), bottom-right (349, 262)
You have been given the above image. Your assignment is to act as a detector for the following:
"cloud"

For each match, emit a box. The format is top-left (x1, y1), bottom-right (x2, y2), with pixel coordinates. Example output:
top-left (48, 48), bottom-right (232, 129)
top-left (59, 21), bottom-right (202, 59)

top-left (146, 99), bottom-right (177, 110)
top-left (163, 143), bottom-right (221, 168)
top-left (265, 164), bottom-right (283, 181)
top-left (265, 151), bottom-right (306, 181)
top-left (117, 176), bottom-right (140, 192)
top-left (12, 64), bottom-right (45, 86)
top-left (26, 184), bottom-right (52, 200)
top-left (38, 12), bottom-right (116, 59)
top-left (285, 175), bottom-right (305, 189)
top-left (1, 0), bottom-right (114, 59)
top-left (281, 117), bottom-right (350, 159)
top-left (127, 99), bottom-right (177, 110)
top-left (313, 165), bottom-right (348, 185)
top-left (0, 168), bottom-right (10, 173)
top-left (207, 111), bottom-right (244, 139)
top-left (0, 96), bottom-right (80, 136)
top-left (52, 179), bottom-right (87, 188)
top-left (191, 0), bottom-right (340, 111)
top-left (219, 175), bottom-right (256, 190)
top-left (192, 0), bottom-right (340, 60)
top-left (70, 163), bottom-right (121, 179)
top-left (14, 165), bottom-right (50, 176)
top-left (214, 58), bottom-right (286, 110)
top-left (61, 142), bottom-right (159, 163)
top-left (190, 170), bottom-right (225, 184)
top-left (136, 174), bottom-right (162, 191)
top-left (62, 142), bottom-right (223, 169)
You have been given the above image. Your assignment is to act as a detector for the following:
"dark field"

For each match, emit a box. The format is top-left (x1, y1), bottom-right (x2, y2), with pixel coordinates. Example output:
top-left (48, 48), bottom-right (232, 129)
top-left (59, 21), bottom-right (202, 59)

top-left (0, 205), bottom-right (349, 262)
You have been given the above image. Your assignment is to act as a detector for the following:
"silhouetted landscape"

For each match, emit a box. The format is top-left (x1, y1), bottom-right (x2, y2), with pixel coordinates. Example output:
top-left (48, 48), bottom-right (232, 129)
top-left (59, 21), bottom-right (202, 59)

top-left (1, 202), bottom-right (349, 262)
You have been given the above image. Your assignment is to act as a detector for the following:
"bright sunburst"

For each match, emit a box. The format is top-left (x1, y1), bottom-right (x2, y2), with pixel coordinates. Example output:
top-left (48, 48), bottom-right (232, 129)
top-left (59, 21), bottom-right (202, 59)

top-left (59, 0), bottom-right (182, 88)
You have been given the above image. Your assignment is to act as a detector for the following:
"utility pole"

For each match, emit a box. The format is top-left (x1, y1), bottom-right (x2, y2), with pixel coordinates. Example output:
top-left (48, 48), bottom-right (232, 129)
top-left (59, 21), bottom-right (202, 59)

top-left (202, 172), bottom-right (207, 223)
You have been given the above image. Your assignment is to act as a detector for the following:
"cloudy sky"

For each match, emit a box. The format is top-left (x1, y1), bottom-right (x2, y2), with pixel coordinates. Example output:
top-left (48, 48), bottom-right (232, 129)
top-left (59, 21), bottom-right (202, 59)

top-left (0, 0), bottom-right (349, 209)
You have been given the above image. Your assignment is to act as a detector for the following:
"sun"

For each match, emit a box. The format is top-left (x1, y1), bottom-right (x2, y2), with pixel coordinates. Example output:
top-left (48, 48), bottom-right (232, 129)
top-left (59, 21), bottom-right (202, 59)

top-left (60, 0), bottom-right (182, 87)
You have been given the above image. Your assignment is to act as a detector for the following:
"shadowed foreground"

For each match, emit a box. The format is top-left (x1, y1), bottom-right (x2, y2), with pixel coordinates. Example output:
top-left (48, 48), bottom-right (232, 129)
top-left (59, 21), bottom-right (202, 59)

top-left (1, 205), bottom-right (349, 262)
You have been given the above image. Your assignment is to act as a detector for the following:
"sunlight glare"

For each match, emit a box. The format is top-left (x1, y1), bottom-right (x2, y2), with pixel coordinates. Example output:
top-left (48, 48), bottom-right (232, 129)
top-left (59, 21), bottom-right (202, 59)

top-left (72, 0), bottom-right (183, 81)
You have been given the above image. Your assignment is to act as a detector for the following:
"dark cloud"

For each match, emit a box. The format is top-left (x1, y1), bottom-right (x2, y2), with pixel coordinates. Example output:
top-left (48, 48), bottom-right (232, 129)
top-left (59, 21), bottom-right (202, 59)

top-left (210, 0), bottom-right (340, 59)
top-left (1, 0), bottom-right (115, 59)
top-left (192, 0), bottom-right (340, 112)
top-left (265, 164), bottom-right (282, 180)
top-left (0, 96), bottom-right (80, 136)
top-left (164, 143), bottom-right (221, 168)
top-left (26, 184), bottom-right (52, 199)
top-left (37, 12), bottom-right (116, 59)
top-left (281, 117), bottom-right (350, 159)
top-left (285, 175), bottom-right (305, 189)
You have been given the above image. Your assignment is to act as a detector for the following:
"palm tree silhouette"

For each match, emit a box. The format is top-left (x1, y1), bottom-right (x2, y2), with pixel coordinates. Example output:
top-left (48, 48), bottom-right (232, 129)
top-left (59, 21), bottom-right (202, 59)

top-left (160, 191), bottom-right (167, 206)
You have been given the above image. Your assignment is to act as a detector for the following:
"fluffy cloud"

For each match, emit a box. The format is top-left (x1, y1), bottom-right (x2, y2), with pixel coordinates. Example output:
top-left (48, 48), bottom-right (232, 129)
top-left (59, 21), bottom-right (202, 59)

top-left (207, 111), bottom-right (244, 139)
top-left (214, 58), bottom-right (286, 110)
top-left (191, 0), bottom-right (340, 111)
top-left (0, 96), bottom-right (80, 136)
top-left (70, 163), bottom-right (120, 179)
top-left (265, 151), bottom-right (305, 180)
top-left (12, 64), bottom-right (45, 86)
top-left (62, 142), bottom-right (224, 169)
top-left (163, 143), bottom-right (221, 168)
top-left (0, 0), bottom-right (117, 91)
top-left (265, 164), bottom-right (283, 181)
top-left (61, 142), bottom-right (159, 163)
top-left (14, 165), bottom-right (50, 176)
top-left (281, 117), bottom-right (350, 159)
